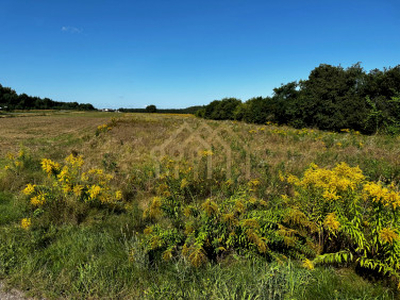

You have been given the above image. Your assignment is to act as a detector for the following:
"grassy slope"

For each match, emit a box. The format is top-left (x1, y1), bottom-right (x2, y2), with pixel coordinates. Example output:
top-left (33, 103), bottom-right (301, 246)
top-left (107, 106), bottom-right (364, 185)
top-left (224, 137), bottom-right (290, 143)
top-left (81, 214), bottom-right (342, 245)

top-left (0, 111), bottom-right (399, 299)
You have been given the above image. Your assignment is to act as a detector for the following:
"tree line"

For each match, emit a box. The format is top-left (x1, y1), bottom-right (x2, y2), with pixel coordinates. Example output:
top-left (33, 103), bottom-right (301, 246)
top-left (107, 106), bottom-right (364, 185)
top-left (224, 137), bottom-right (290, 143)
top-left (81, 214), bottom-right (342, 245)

top-left (0, 84), bottom-right (95, 111)
top-left (197, 63), bottom-right (400, 134)
top-left (119, 105), bottom-right (204, 114)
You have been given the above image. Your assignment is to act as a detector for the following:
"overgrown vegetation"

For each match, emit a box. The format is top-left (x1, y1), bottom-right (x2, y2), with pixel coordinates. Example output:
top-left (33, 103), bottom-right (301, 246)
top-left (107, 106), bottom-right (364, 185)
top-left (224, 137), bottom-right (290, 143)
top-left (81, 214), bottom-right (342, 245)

top-left (0, 111), bottom-right (399, 298)
top-left (197, 63), bottom-right (400, 134)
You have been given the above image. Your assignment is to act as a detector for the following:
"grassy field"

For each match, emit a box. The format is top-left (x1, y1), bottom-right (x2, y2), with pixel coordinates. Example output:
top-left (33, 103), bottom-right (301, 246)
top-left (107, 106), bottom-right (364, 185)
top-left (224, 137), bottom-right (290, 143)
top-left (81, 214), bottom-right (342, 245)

top-left (0, 111), bottom-right (400, 299)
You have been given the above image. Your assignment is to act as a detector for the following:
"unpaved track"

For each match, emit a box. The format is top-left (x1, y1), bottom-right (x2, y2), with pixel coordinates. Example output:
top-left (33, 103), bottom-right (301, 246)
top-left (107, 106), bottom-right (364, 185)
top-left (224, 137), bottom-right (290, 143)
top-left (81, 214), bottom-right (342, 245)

top-left (0, 281), bottom-right (34, 300)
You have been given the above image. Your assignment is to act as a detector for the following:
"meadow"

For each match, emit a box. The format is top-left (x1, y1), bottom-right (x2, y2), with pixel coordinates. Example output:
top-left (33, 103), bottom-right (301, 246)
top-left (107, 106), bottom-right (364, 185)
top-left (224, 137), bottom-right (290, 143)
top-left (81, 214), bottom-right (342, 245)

top-left (1, 111), bottom-right (400, 299)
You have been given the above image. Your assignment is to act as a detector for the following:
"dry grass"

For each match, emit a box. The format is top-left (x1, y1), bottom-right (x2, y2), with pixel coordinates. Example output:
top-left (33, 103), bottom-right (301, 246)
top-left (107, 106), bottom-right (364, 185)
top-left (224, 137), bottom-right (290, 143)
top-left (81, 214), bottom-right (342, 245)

top-left (0, 112), bottom-right (116, 156)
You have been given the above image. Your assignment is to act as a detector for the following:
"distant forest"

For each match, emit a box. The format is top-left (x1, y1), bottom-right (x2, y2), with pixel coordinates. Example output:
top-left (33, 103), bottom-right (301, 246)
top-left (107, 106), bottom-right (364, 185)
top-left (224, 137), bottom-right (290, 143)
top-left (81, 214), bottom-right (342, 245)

top-left (118, 105), bottom-right (204, 114)
top-left (197, 63), bottom-right (400, 134)
top-left (0, 84), bottom-right (95, 111)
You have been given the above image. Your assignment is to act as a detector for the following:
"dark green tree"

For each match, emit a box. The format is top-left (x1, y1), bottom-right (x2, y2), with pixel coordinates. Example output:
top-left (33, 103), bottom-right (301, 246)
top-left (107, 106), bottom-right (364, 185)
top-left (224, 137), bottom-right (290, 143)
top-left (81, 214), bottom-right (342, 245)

top-left (203, 98), bottom-right (241, 120)
top-left (146, 105), bottom-right (157, 113)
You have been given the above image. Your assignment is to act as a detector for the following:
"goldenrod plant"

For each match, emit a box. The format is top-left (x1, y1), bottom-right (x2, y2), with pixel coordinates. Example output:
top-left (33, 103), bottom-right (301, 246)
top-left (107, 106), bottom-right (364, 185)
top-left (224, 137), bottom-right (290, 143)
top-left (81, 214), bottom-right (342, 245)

top-left (4, 149), bottom-right (28, 175)
top-left (21, 154), bottom-right (124, 227)
top-left (283, 162), bottom-right (400, 283)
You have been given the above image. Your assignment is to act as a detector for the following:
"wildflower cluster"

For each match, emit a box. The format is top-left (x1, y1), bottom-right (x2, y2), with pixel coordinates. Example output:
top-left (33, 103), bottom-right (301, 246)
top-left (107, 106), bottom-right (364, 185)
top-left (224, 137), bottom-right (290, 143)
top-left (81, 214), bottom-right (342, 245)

top-left (270, 128), bottom-right (288, 136)
top-left (22, 154), bottom-right (124, 226)
top-left (363, 182), bottom-right (400, 209)
top-left (340, 128), bottom-right (361, 135)
top-left (295, 128), bottom-right (316, 137)
top-left (283, 162), bottom-right (400, 282)
top-left (41, 158), bottom-right (60, 177)
top-left (96, 123), bottom-right (112, 136)
top-left (3, 149), bottom-right (27, 174)
top-left (285, 162), bottom-right (365, 202)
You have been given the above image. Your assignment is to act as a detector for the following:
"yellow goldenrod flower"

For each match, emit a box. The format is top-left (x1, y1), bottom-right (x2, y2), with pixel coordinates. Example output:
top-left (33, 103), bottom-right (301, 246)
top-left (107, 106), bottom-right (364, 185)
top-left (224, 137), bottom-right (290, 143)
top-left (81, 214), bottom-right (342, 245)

top-left (322, 189), bottom-right (340, 201)
top-left (89, 168), bottom-right (104, 175)
top-left (73, 185), bottom-right (84, 197)
top-left (362, 182), bottom-right (400, 208)
top-left (41, 158), bottom-right (60, 176)
top-left (278, 171), bottom-right (285, 182)
top-left (97, 124), bottom-right (110, 133)
top-left (62, 184), bottom-right (72, 194)
top-left (6, 152), bottom-right (15, 160)
top-left (23, 183), bottom-right (36, 195)
top-left (65, 154), bottom-right (84, 169)
top-left (21, 218), bottom-right (31, 230)
top-left (324, 213), bottom-right (340, 231)
top-left (287, 174), bottom-right (300, 185)
top-left (379, 228), bottom-right (399, 244)
top-left (81, 172), bottom-right (89, 181)
top-left (57, 166), bottom-right (70, 182)
top-left (115, 190), bottom-right (123, 200)
top-left (88, 185), bottom-right (102, 200)
top-left (302, 258), bottom-right (314, 270)
top-left (30, 193), bottom-right (46, 206)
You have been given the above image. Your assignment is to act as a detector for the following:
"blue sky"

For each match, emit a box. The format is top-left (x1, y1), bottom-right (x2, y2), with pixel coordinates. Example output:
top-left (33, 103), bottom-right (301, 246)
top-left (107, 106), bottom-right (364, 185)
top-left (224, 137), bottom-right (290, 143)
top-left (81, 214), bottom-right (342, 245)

top-left (1, 0), bottom-right (399, 109)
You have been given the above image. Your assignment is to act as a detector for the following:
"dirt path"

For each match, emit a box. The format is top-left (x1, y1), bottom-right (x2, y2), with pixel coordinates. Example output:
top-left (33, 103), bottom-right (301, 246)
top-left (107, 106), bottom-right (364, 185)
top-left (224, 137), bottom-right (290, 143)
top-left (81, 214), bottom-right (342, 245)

top-left (0, 281), bottom-right (33, 300)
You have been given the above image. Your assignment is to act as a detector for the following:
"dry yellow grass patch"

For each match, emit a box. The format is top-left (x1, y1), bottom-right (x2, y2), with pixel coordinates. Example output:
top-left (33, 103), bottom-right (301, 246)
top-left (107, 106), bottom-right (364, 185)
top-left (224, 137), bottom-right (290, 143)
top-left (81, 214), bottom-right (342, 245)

top-left (0, 113), bottom-right (114, 156)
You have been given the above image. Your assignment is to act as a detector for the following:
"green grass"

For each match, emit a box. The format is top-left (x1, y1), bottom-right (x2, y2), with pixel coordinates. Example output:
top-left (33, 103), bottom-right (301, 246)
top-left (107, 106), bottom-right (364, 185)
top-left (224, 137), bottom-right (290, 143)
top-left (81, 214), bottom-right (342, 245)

top-left (2, 223), bottom-right (394, 299)
top-left (0, 192), bottom-right (24, 226)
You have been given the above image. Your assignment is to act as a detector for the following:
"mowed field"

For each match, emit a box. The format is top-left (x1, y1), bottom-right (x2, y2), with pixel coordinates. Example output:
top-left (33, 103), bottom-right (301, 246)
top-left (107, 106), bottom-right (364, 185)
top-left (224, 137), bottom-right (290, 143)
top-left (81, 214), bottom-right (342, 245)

top-left (0, 112), bottom-right (114, 156)
top-left (1, 111), bottom-right (400, 299)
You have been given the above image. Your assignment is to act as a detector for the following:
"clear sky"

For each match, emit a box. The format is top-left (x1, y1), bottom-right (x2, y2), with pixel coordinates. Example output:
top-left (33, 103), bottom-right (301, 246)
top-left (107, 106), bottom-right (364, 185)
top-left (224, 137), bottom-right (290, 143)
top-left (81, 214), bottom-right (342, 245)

top-left (1, 0), bottom-right (399, 109)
